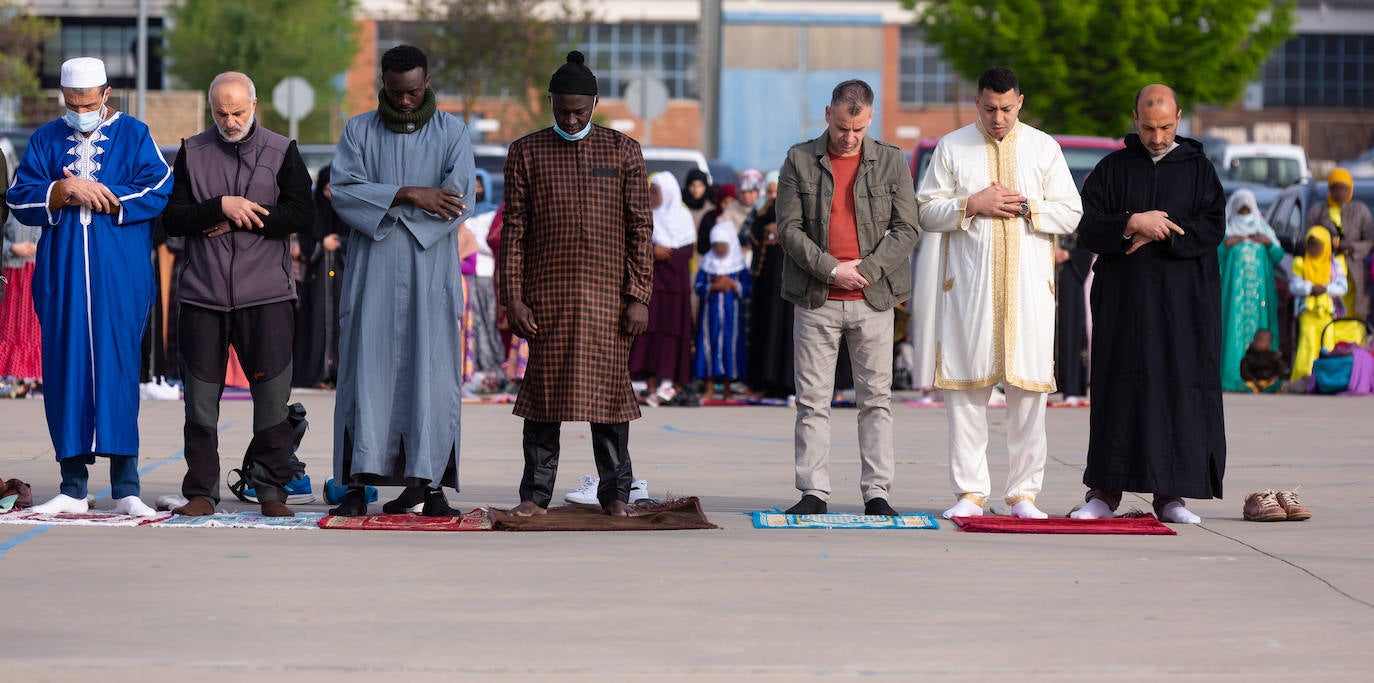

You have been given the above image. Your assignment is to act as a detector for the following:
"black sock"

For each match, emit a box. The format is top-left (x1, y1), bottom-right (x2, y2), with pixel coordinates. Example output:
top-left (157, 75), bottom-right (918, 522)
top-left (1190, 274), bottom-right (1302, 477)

top-left (329, 486), bottom-right (370, 517)
top-left (785, 494), bottom-right (827, 515)
top-left (382, 485), bottom-right (426, 514)
top-left (421, 487), bottom-right (461, 517)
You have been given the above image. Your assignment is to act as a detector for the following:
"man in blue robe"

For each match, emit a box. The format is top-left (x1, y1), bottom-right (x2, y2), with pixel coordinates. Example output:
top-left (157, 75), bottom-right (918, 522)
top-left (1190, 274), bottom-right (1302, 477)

top-left (5, 57), bottom-right (172, 515)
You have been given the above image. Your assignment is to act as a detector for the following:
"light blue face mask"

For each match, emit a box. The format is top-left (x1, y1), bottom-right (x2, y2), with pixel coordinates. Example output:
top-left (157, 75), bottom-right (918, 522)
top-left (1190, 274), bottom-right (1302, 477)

top-left (554, 119), bottom-right (592, 142)
top-left (64, 105), bottom-right (106, 133)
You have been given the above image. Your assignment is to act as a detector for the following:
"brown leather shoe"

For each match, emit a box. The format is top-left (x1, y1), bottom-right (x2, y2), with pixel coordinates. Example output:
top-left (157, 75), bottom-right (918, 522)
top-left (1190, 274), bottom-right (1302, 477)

top-left (260, 499), bottom-right (294, 517)
top-left (171, 496), bottom-right (216, 516)
top-left (1275, 487), bottom-right (1312, 521)
top-left (1243, 490), bottom-right (1287, 522)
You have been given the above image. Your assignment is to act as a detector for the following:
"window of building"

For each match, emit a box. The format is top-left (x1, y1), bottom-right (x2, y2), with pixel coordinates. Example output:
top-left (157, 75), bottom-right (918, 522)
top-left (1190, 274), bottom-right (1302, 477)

top-left (40, 17), bottom-right (165, 90)
top-left (1263, 34), bottom-right (1374, 108)
top-left (563, 23), bottom-right (699, 100)
top-left (898, 27), bottom-right (960, 105)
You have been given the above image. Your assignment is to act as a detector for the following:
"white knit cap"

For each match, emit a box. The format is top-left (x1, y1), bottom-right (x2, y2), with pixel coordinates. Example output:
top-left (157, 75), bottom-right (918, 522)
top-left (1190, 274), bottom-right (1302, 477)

top-left (60, 57), bottom-right (107, 89)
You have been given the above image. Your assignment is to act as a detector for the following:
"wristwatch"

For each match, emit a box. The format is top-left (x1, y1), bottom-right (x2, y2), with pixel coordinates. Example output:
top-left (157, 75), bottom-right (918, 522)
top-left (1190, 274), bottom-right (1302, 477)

top-left (828, 265), bottom-right (838, 284)
top-left (1017, 201), bottom-right (1030, 217)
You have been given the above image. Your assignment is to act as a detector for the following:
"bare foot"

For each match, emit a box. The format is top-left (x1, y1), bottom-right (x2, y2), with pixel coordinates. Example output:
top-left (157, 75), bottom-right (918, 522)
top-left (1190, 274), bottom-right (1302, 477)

top-left (509, 500), bottom-right (547, 516)
top-left (604, 500), bottom-right (632, 517)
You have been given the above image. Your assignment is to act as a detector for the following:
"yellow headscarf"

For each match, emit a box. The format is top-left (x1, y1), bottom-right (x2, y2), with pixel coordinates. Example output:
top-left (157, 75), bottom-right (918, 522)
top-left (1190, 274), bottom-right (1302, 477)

top-left (1297, 225), bottom-right (1333, 284)
top-left (1328, 168), bottom-right (1353, 208)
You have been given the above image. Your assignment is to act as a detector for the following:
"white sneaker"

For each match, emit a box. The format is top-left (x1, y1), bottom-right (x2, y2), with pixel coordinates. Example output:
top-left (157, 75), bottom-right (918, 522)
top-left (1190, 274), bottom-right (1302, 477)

top-left (629, 479), bottom-right (649, 503)
top-left (564, 475), bottom-right (600, 504)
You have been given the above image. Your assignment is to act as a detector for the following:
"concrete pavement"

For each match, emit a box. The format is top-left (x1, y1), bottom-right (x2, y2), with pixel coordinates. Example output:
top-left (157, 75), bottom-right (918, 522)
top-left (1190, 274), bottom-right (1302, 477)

top-left (1, 392), bottom-right (1371, 681)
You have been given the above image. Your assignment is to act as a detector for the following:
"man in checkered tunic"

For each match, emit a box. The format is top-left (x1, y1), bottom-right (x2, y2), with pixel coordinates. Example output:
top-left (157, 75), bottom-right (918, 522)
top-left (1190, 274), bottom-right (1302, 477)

top-left (498, 51), bottom-right (654, 516)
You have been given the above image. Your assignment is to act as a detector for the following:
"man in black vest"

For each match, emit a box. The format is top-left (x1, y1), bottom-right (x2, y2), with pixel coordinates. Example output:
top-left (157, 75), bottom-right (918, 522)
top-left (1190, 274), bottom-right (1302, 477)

top-left (160, 71), bottom-right (313, 516)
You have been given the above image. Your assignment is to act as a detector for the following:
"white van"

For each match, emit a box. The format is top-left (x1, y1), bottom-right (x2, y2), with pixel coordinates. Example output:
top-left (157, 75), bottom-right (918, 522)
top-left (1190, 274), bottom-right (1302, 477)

top-left (1218, 143), bottom-right (1310, 188)
top-left (641, 147), bottom-right (710, 187)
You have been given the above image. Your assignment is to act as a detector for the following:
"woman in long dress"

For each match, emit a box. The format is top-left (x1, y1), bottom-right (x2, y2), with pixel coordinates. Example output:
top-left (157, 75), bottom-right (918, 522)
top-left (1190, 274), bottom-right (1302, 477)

top-left (1218, 188), bottom-right (1284, 392)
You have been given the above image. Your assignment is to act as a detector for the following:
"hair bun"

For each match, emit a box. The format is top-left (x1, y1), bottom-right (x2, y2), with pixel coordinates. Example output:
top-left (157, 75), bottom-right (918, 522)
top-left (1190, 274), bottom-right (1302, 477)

top-left (567, 51), bottom-right (586, 65)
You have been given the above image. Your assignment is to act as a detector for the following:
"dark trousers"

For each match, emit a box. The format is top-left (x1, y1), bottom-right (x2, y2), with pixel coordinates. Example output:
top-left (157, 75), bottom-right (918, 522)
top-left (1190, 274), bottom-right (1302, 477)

top-left (59, 455), bottom-right (139, 500)
top-left (179, 301), bottom-right (296, 503)
top-left (519, 420), bottom-right (633, 508)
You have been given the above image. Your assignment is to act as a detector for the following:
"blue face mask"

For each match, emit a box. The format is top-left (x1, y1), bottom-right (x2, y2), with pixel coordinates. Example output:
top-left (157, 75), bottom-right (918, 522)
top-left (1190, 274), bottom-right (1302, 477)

top-left (554, 119), bottom-right (592, 142)
top-left (64, 105), bottom-right (106, 133)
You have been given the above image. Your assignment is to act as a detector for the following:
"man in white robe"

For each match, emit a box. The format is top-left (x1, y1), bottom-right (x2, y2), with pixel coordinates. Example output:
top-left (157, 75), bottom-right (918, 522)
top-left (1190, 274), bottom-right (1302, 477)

top-left (916, 67), bottom-right (1082, 520)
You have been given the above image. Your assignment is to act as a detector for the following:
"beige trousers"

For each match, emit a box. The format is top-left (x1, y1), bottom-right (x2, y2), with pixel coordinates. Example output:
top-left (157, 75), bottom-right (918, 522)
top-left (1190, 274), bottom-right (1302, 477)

top-left (793, 300), bottom-right (894, 502)
top-left (944, 384), bottom-right (1047, 506)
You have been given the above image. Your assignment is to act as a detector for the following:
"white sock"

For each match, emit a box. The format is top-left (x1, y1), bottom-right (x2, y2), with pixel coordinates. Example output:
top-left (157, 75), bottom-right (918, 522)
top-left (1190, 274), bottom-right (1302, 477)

top-left (1009, 500), bottom-right (1049, 519)
top-left (1159, 501), bottom-right (1201, 524)
top-left (1070, 497), bottom-right (1114, 519)
top-left (114, 496), bottom-right (158, 517)
top-left (32, 494), bottom-right (89, 514)
top-left (943, 498), bottom-right (984, 519)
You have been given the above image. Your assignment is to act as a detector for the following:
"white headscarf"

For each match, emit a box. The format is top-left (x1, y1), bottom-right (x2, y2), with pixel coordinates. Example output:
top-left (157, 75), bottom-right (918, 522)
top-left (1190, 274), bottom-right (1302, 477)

top-left (699, 221), bottom-right (747, 275)
top-left (650, 171), bottom-right (697, 248)
top-left (1225, 188), bottom-right (1278, 242)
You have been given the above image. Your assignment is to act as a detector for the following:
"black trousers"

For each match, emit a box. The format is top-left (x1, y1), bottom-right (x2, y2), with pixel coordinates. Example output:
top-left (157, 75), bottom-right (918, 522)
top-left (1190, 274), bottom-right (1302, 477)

top-left (179, 301), bottom-right (296, 503)
top-left (519, 421), bottom-right (633, 508)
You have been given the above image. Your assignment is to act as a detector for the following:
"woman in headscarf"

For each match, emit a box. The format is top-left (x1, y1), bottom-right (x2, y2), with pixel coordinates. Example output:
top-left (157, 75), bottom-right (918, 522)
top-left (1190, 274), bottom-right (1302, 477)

top-left (1289, 225), bottom-right (1348, 380)
top-left (629, 171), bottom-right (698, 404)
top-left (292, 165), bottom-right (347, 388)
top-left (1218, 188), bottom-right (1285, 392)
top-left (682, 168), bottom-right (716, 233)
top-left (694, 221), bottom-right (750, 402)
top-left (1307, 168), bottom-right (1373, 319)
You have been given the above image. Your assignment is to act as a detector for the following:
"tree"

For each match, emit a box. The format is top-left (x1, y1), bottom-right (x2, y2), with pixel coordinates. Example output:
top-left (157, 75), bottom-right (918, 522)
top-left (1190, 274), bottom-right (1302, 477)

top-left (904, 0), bottom-right (1296, 136)
top-left (0, 1), bottom-right (58, 103)
top-left (406, 0), bottom-right (594, 133)
top-left (164, 0), bottom-right (358, 143)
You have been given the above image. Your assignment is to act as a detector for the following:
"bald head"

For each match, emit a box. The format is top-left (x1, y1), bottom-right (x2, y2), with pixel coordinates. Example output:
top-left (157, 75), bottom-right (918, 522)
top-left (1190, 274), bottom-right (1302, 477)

top-left (1134, 84), bottom-right (1179, 116)
top-left (1133, 83), bottom-right (1182, 157)
top-left (209, 72), bottom-right (257, 142)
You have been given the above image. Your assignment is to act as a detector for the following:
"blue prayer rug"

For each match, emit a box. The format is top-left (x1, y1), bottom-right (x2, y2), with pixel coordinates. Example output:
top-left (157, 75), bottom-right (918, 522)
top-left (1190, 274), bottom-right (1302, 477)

top-left (751, 511), bottom-right (940, 529)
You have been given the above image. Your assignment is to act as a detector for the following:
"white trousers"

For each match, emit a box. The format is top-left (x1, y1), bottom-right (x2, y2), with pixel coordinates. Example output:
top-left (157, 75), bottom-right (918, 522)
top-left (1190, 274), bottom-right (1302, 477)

top-left (944, 384), bottom-right (1047, 506)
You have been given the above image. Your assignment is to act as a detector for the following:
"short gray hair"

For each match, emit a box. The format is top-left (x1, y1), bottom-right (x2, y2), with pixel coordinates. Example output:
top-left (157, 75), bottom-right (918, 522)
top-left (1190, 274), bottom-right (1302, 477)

top-left (830, 80), bottom-right (874, 117)
top-left (208, 71), bottom-right (257, 103)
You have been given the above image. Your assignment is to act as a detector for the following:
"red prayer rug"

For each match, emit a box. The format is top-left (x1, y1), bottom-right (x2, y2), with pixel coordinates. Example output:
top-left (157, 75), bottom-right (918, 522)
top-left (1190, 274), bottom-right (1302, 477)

top-left (952, 514), bottom-right (1177, 535)
top-left (318, 509), bottom-right (494, 532)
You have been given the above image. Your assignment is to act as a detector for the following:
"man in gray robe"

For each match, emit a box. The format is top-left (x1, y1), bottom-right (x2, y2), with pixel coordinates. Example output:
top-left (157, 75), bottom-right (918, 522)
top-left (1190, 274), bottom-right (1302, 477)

top-left (328, 45), bottom-right (475, 516)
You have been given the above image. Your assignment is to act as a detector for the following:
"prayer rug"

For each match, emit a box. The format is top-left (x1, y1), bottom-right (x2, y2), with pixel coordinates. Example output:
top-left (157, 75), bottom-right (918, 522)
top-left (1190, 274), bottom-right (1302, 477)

top-left (751, 511), bottom-right (940, 529)
top-left (0, 510), bottom-right (170, 526)
top-left (490, 497), bottom-right (718, 531)
top-left (152, 512), bottom-right (325, 530)
top-left (318, 509), bottom-right (493, 532)
top-left (952, 514), bottom-right (1176, 535)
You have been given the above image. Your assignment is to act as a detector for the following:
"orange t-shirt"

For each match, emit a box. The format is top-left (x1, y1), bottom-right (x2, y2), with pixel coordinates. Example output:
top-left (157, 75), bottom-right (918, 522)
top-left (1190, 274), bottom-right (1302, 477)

top-left (827, 151), bottom-right (864, 300)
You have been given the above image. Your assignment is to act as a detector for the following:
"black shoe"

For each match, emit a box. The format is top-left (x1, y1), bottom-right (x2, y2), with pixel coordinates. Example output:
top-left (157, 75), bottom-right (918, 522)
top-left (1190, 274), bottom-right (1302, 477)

top-left (382, 485), bottom-right (426, 514)
top-left (785, 494), bottom-right (827, 515)
top-left (864, 497), bottom-right (899, 516)
top-left (420, 488), bottom-right (462, 517)
top-left (328, 487), bottom-right (370, 517)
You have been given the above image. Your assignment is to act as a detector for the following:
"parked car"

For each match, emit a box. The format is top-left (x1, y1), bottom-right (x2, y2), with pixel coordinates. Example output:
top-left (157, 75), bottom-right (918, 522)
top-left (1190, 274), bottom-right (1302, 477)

top-left (707, 159), bottom-right (736, 187)
top-left (910, 134), bottom-right (1122, 194)
top-left (472, 143), bottom-right (507, 206)
top-left (1265, 179), bottom-right (1374, 253)
top-left (1217, 142), bottom-right (1310, 188)
top-left (1338, 146), bottom-right (1374, 177)
top-left (643, 147), bottom-right (710, 188)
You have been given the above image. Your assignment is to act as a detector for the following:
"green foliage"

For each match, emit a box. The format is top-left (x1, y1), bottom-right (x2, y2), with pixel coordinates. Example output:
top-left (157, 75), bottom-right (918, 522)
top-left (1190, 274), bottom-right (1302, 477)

top-left (0, 1), bottom-right (58, 102)
top-left (407, 0), bottom-right (594, 135)
top-left (904, 0), bottom-right (1296, 136)
top-left (165, 0), bottom-right (357, 143)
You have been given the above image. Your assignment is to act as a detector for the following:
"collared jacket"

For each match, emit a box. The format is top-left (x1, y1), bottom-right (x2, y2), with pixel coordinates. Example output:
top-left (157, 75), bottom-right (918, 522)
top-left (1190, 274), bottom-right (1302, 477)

top-left (161, 124), bottom-right (312, 311)
top-left (775, 134), bottom-right (920, 311)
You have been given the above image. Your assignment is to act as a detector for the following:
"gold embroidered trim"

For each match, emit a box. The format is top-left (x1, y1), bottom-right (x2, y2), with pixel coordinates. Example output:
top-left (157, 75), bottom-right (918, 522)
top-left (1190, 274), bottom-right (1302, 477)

top-left (943, 277), bottom-right (954, 292)
top-left (959, 492), bottom-right (988, 506)
top-left (1005, 494), bottom-right (1036, 505)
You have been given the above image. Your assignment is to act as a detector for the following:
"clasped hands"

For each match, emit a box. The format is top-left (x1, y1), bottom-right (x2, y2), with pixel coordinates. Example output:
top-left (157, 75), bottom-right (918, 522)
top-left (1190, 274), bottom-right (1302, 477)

top-left (1124, 210), bottom-right (1185, 254)
top-left (204, 195), bottom-right (271, 237)
top-left (966, 182), bottom-right (1027, 219)
top-left (55, 167), bottom-right (120, 214)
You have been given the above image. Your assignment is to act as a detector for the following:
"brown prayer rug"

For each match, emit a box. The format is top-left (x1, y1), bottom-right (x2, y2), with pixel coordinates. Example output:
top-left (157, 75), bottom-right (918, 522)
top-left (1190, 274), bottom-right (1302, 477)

top-left (490, 497), bottom-right (718, 531)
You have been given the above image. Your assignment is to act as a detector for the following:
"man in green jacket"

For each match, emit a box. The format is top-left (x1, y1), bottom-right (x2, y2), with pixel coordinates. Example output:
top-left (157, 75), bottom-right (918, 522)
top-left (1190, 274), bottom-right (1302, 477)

top-left (775, 79), bottom-right (920, 516)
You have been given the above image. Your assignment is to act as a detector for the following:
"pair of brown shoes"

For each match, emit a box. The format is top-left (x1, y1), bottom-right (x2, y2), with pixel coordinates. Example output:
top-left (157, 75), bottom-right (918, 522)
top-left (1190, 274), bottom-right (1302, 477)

top-left (1243, 488), bottom-right (1311, 522)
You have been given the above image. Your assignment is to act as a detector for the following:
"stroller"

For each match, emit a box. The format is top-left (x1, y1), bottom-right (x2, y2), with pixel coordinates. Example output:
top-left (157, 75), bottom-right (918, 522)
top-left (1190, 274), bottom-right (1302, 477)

top-left (1310, 317), bottom-right (1373, 394)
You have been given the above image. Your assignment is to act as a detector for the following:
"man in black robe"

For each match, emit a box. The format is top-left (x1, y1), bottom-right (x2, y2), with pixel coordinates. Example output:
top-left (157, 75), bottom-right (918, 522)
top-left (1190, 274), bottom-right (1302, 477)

top-left (1072, 84), bottom-right (1225, 524)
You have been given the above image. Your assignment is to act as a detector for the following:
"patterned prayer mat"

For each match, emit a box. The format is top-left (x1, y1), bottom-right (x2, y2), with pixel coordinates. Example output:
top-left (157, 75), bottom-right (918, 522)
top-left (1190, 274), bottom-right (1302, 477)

top-left (952, 514), bottom-right (1177, 535)
top-left (152, 512), bottom-right (325, 530)
top-left (0, 510), bottom-right (170, 526)
top-left (751, 511), bottom-right (940, 529)
top-left (318, 509), bottom-right (493, 532)
top-left (490, 497), bottom-right (717, 531)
